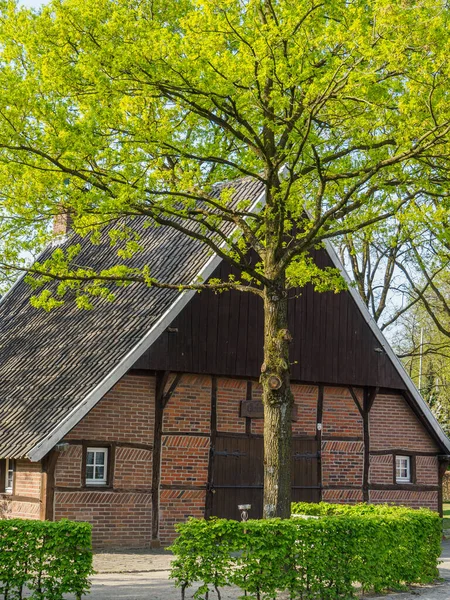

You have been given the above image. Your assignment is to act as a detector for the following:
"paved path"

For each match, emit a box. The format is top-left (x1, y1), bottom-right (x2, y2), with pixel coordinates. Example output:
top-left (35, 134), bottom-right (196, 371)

top-left (81, 540), bottom-right (450, 600)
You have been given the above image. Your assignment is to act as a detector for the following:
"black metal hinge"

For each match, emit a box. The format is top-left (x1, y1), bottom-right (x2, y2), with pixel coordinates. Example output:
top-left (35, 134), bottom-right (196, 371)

top-left (214, 450), bottom-right (247, 458)
top-left (293, 452), bottom-right (321, 460)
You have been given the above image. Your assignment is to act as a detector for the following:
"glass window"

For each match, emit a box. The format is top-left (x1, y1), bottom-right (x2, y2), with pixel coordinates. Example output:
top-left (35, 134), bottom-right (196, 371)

top-left (396, 455), bottom-right (411, 483)
top-left (5, 459), bottom-right (14, 494)
top-left (86, 448), bottom-right (108, 485)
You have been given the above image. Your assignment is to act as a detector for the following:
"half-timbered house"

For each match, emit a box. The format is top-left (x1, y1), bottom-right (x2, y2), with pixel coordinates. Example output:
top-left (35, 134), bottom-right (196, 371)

top-left (0, 178), bottom-right (449, 548)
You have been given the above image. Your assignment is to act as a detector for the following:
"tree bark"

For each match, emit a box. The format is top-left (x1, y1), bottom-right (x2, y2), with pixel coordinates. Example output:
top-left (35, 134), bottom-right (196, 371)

top-left (261, 277), bottom-right (293, 518)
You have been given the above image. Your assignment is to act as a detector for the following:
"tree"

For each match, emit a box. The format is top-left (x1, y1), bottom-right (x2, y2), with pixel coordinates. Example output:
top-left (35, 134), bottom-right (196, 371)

top-left (1, 0), bottom-right (450, 517)
top-left (392, 283), bottom-right (450, 436)
top-left (338, 219), bottom-right (408, 328)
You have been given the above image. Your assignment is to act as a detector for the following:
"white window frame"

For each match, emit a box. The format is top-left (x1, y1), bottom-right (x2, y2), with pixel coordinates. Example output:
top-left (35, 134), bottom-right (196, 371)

top-left (5, 458), bottom-right (14, 494)
top-left (86, 447), bottom-right (108, 486)
top-left (396, 455), bottom-right (411, 484)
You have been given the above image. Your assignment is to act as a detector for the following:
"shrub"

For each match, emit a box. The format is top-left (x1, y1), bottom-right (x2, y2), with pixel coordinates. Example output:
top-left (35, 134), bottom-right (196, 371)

top-left (0, 519), bottom-right (93, 600)
top-left (170, 504), bottom-right (441, 599)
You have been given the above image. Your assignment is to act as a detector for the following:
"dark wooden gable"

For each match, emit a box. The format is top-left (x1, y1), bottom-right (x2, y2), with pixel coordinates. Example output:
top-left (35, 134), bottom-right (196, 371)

top-left (136, 248), bottom-right (405, 390)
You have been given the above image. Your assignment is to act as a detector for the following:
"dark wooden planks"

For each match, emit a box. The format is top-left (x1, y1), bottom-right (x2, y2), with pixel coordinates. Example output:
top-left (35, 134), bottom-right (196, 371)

top-left (144, 250), bottom-right (406, 390)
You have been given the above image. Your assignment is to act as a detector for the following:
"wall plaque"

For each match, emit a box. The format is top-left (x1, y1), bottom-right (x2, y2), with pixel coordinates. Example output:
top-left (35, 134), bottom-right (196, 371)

top-left (240, 401), bottom-right (298, 421)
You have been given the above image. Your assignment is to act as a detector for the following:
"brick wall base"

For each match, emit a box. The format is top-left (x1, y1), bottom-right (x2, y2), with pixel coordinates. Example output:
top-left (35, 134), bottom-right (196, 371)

top-left (2, 374), bottom-right (442, 549)
top-left (55, 491), bottom-right (152, 548)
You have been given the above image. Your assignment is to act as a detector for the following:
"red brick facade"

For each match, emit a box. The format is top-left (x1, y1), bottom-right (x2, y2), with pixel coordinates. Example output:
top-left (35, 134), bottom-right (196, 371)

top-left (1, 372), bottom-right (442, 548)
top-left (0, 459), bottom-right (42, 520)
top-left (54, 374), bottom-right (155, 548)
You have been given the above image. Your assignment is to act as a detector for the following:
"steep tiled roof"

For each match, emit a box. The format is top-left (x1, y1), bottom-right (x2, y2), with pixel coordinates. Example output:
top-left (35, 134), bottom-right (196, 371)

top-left (0, 177), bottom-right (264, 459)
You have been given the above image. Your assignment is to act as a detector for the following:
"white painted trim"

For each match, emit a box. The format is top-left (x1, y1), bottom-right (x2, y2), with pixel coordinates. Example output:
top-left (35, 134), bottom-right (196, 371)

top-left (28, 190), bottom-right (266, 461)
top-left (85, 447), bottom-right (108, 485)
top-left (323, 239), bottom-right (450, 452)
top-left (395, 455), bottom-right (411, 483)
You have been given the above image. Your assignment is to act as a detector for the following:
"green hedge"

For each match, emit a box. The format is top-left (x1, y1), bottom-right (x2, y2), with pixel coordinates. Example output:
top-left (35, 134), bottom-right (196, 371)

top-left (0, 519), bottom-right (93, 600)
top-left (170, 503), bottom-right (441, 599)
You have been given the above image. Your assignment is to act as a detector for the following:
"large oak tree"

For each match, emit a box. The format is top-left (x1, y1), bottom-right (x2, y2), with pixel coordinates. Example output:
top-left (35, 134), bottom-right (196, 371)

top-left (1, 0), bottom-right (450, 517)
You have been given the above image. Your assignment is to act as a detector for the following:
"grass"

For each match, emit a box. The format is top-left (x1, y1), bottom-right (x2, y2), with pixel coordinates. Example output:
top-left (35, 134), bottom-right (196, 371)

top-left (443, 503), bottom-right (450, 530)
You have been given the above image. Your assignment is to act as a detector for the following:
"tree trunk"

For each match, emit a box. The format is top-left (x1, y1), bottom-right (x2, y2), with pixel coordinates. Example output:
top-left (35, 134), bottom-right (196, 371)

top-left (261, 278), bottom-right (293, 519)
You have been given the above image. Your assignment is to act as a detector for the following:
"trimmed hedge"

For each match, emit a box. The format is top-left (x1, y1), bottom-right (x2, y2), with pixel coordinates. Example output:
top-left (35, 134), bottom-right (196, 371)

top-left (0, 519), bottom-right (93, 600)
top-left (170, 503), bottom-right (441, 599)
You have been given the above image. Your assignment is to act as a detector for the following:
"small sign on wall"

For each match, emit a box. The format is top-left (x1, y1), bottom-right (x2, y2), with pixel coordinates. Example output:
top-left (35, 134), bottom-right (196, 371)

top-left (240, 401), bottom-right (298, 421)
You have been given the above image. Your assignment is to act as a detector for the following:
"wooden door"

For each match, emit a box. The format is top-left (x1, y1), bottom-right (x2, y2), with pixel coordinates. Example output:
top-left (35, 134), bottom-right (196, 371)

top-left (291, 439), bottom-right (321, 504)
top-left (210, 435), bottom-right (320, 520)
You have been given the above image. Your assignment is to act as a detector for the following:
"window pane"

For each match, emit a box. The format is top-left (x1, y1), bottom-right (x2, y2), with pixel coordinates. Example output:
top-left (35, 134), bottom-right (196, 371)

top-left (86, 466), bottom-right (94, 479)
top-left (95, 466), bottom-right (105, 480)
top-left (396, 456), bottom-right (410, 481)
top-left (96, 452), bottom-right (105, 466)
top-left (86, 452), bottom-right (95, 465)
top-left (5, 459), bottom-right (14, 491)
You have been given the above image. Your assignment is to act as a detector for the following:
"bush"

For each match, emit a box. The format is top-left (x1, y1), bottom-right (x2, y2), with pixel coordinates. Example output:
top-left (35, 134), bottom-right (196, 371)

top-left (170, 503), bottom-right (441, 599)
top-left (0, 519), bottom-right (93, 600)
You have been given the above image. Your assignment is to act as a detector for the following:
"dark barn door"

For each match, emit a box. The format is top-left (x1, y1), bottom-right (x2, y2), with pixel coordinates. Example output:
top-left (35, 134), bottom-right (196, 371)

top-left (210, 436), bottom-right (320, 520)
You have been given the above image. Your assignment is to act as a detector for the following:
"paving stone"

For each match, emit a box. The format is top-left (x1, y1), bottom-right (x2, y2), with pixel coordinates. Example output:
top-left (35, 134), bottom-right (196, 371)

top-left (79, 540), bottom-right (450, 600)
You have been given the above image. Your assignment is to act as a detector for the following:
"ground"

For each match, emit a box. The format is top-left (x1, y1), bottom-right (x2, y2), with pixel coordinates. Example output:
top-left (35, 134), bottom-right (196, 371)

top-left (442, 503), bottom-right (450, 530)
top-left (65, 539), bottom-right (450, 600)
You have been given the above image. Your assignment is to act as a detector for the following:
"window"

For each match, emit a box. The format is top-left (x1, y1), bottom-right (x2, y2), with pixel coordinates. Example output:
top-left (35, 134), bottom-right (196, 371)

top-left (396, 455), bottom-right (411, 483)
top-left (5, 459), bottom-right (14, 494)
top-left (86, 448), bottom-right (108, 486)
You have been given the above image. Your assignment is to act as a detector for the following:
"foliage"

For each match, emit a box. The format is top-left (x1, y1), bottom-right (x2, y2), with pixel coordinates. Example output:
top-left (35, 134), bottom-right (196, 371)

top-left (0, 0), bottom-right (449, 302)
top-left (390, 270), bottom-right (450, 435)
top-left (170, 504), bottom-right (441, 599)
top-left (0, 519), bottom-right (93, 600)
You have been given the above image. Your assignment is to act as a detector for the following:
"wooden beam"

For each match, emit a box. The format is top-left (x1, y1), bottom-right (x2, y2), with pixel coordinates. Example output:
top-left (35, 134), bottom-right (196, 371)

top-left (370, 483), bottom-right (439, 492)
top-left (316, 385), bottom-right (324, 501)
top-left (361, 386), bottom-right (379, 503)
top-left (162, 373), bottom-right (182, 408)
top-left (362, 388), bottom-right (370, 503)
top-left (245, 381), bottom-right (252, 436)
top-left (367, 386), bottom-right (379, 413)
top-left (151, 370), bottom-right (170, 548)
top-left (348, 386), bottom-right (364, 418)
top-left (371, 449), bottom-right (438, 457)
top-left (41, 450), bottom-right (58, 521)
top-left (438, 458), bottom-right (449, 517)
top-left (205, 376), bottom-right (218, 519)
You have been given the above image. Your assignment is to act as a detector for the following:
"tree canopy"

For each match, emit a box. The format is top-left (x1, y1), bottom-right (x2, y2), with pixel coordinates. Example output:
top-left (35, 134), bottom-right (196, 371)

top-left (0, 0), bottom-right (449, 299)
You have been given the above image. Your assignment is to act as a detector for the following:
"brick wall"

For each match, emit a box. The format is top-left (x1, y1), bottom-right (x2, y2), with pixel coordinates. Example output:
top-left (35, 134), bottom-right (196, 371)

top-left (15, 460), bottom-right (42, 499)
top-left (65, 374), bottom-right (155, 445)
top-left (1, 459), bottom-right (42, 520)
top-left (5, 372), bottom-right (439, 548)
top-left (160, 374), bottom-right (211, 545)
top-left (370, 394), bottom-right (438, 452)
top-left (160, 490), bottom-right (206, 546)
top-left (163, 374), bottom-right (211, 433)
top-left (55, 491), bottom-right (152, 548)
top-left (369, 454), bottom-right (392, 484)
top-left (323, 387), bottom-right (363, 438)
top-left (161, 436), bottom-right (209, 487)
top-left (368, 393), bottom-right (439, 510)
top-left (54, 373), bottom-right (154, 549)
top-left (217, 378), bottom-right (247, 434)
top-left (322, 441), bottom-right (364, 487)
top-left (320, 387), bottom-right (364, 503)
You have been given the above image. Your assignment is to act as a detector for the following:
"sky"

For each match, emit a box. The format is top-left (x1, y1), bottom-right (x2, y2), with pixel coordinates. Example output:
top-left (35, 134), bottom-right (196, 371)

top-left (18, 0), bottom-right (46, 7)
